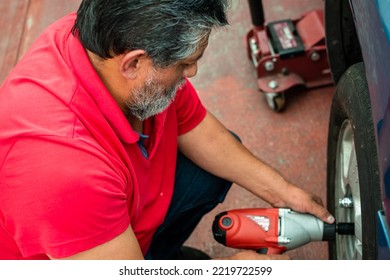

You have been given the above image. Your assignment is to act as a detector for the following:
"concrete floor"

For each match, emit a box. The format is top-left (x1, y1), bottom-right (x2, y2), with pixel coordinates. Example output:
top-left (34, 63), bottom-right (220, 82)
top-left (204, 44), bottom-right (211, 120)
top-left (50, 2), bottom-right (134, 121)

top-left (0, 0), bottom-right (333, 260)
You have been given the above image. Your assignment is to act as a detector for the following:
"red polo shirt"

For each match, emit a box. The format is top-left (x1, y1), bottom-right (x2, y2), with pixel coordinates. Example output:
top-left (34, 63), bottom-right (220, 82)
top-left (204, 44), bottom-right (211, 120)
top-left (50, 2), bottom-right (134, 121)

top-left (0, 13), bottom-right (206, 259)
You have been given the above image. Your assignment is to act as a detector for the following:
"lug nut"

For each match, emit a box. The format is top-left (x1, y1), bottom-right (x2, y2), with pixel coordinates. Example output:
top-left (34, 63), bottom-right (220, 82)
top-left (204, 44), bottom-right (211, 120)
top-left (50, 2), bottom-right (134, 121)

top-left (339, 197), bottom-right (354, 208)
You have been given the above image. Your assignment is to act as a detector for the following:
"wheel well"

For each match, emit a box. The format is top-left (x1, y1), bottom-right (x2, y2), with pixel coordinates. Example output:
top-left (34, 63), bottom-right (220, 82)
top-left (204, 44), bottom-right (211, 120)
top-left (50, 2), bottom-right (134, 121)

top-left (325, 0), bottom-right (363, 84)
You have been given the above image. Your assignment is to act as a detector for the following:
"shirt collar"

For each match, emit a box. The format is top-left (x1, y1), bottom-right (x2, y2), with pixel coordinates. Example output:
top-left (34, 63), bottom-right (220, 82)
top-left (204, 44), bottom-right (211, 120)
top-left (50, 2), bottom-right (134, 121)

top-left (67, 20), bottom-right (139, 144)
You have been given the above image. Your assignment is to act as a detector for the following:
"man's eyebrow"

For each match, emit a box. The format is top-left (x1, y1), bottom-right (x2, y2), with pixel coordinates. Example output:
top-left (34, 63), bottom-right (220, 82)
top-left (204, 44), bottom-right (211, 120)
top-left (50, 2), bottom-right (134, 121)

top-left (181, 50), bottom-right (205, 65)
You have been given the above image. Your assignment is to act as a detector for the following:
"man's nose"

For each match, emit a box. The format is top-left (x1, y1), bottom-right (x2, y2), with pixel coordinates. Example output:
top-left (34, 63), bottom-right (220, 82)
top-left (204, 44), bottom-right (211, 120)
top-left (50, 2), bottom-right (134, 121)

top-left (183, 62), bottom-right (198, 78)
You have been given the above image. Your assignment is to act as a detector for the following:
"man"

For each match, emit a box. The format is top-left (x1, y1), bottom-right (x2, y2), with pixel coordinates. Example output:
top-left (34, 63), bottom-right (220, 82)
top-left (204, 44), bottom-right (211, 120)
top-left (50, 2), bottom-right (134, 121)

top-left (0, 0), bottom-right (334, 260)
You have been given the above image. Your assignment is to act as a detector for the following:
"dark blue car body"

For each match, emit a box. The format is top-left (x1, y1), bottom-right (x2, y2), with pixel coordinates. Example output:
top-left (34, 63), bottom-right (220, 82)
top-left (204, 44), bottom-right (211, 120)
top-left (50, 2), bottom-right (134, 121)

top-left (349, 0), bottom-right (390, 259)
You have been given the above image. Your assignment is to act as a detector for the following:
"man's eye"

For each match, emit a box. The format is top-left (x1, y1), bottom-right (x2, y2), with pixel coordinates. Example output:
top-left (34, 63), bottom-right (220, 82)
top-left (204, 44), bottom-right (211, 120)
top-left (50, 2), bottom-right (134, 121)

top-left (184, 62), bottom-right (195, 67)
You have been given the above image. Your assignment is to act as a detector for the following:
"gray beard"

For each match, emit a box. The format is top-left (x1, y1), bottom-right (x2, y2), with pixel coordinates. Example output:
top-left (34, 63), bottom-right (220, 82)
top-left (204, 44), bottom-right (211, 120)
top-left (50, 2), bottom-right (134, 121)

top-left (126, 74), bottom-right (186, 121)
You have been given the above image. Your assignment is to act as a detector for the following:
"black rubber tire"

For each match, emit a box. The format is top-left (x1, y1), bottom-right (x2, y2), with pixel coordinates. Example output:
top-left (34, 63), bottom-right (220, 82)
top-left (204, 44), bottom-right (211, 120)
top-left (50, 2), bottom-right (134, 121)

top-left (325, 0), bottom-right (363, 84)
top-left (327, 62), bottom-right (382, 259)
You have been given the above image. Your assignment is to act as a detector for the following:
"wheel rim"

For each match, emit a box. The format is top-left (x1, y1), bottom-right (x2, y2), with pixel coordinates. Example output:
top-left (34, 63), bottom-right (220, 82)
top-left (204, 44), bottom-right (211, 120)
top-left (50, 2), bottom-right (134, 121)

top-left (334, 120), bottom-right (363, 259)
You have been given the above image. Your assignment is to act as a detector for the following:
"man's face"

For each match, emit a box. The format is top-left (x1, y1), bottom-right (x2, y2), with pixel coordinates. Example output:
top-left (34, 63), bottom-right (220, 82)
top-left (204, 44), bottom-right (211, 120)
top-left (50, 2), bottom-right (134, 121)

top-left (125, 36), bottom-right (209, 121)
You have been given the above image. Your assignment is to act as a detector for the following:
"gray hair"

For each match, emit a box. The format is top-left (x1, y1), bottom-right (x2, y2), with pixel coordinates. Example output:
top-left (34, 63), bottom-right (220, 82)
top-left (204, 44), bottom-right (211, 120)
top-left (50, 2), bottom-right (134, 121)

top-left (72, 0), bottom-right (231, 67)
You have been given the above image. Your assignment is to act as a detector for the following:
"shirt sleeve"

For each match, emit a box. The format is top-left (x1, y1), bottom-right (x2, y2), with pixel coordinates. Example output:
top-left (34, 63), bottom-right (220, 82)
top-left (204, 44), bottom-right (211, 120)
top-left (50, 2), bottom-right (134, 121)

top-left (174, 79), bottom-right (207, 135)
top-left (0, 136), bottom-right (131, 259)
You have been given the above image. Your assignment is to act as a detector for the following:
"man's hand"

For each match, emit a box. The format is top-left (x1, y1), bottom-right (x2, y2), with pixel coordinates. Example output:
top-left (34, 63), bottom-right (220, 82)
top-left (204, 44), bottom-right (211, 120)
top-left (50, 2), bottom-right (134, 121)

top-left (272, 183), bottom-right (335, 224)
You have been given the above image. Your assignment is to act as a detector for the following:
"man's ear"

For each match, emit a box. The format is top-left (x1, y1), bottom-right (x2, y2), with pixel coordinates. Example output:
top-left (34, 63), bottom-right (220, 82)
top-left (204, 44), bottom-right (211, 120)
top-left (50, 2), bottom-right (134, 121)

top-left (120, 50), bottom-right (147, 80)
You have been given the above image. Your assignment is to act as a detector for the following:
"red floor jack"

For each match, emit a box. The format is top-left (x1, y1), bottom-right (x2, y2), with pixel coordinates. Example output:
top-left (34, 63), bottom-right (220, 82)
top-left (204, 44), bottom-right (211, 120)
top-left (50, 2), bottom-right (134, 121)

top-left (246, 0), bottom-right (333, 111)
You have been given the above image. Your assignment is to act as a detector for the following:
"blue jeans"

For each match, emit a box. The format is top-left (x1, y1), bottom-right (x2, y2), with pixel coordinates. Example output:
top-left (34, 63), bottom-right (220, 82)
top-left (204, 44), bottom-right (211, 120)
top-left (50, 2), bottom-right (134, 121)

top-left (145, 151), bottom-right (233, 260)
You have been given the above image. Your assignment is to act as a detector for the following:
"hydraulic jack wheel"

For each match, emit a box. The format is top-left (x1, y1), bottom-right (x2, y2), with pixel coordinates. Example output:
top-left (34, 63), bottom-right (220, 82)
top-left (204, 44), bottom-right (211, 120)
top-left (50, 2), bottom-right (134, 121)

top-left (246, 0), bottom-right (333, 112)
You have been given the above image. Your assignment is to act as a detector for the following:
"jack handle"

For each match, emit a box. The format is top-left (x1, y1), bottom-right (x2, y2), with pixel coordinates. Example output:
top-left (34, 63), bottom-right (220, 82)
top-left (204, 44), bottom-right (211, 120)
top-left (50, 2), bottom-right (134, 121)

top-left (248, 0), bottom-right (265, 27)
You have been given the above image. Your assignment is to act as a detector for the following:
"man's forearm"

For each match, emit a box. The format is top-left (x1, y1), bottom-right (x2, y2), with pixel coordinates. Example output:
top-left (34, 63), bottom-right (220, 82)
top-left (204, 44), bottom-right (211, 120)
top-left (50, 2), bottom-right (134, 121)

top-left (178, 111), bottom-right (290, 206)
